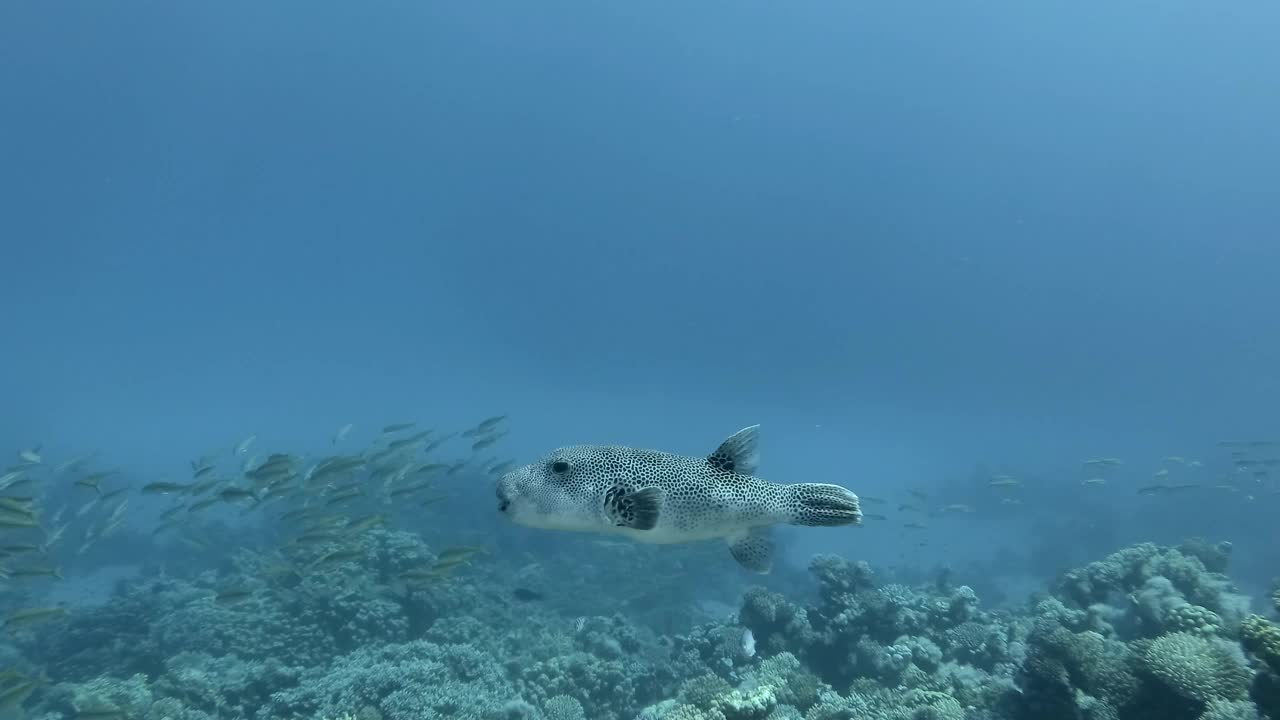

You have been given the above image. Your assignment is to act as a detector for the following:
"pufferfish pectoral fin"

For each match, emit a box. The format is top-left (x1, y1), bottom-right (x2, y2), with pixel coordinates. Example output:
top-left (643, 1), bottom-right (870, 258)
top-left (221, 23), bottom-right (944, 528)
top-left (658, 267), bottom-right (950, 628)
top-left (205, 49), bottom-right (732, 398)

top-left (726, 526), bottom-right (774, 574)
top-left (604, 485), bottom-right (663, 530)
top-left (707, 424), bottom-right (761, 475)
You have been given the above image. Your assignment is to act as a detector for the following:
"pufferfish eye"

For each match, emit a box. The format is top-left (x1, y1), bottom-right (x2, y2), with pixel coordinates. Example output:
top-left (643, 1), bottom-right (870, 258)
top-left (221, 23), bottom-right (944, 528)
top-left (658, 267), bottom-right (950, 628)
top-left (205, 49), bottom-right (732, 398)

top-left (550, 460), bottom-right (570, 474)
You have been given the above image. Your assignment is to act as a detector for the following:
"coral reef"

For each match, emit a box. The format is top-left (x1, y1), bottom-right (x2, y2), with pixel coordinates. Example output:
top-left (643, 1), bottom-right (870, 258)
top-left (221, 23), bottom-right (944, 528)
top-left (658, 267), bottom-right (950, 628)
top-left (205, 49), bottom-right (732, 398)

top-left (7, 536), bottom-right (1277, 720)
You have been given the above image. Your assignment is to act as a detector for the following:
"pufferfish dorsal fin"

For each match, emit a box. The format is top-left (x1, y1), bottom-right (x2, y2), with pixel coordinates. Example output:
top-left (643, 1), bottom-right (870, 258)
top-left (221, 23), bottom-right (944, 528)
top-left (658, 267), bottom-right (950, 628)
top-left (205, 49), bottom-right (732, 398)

top-left (707, 425), bottom-right (761, 475)
top-left (604, 485), bottom-right (663, 530)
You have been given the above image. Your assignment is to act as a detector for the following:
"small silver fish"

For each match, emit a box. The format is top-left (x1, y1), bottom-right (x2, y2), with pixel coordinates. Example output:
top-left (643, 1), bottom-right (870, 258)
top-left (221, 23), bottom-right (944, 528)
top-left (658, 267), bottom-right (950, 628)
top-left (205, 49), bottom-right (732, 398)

top-left (235, 435), bottom-right (257, 456)
top-left (740, 628), bottom-right (756, 658)
top-left (333, 423), bottom-right (354, 445)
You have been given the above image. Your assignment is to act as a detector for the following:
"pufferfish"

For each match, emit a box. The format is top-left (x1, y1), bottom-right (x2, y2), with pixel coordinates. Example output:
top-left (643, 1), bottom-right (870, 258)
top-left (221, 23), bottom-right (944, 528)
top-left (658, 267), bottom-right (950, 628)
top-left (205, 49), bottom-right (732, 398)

top-left (495, 425), bottom-right (862, 573)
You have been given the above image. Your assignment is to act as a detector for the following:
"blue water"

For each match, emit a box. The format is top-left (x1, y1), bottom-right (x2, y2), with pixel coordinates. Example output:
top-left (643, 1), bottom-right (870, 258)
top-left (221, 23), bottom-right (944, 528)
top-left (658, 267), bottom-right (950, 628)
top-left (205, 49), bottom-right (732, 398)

top-left (2, 3), bottom-right (1279, 719)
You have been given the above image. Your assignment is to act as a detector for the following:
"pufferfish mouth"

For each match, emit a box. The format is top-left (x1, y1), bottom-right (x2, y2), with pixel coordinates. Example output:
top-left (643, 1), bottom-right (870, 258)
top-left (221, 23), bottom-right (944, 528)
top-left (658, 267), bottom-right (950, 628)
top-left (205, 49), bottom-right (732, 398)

top-left (496, 484), bottom-right (511, 513)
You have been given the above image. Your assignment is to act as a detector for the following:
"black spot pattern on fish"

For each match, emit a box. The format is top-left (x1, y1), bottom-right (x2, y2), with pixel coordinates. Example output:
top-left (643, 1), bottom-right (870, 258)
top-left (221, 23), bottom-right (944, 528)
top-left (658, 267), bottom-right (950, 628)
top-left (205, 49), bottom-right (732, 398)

top-left (707, 451), bottom-right (736, 473)
top-left (496, 426), bottom-right (861, 551)
top-left (603, 485), bottom-right (635, 526)
top-left (529, 444), bottom-right (781, 534)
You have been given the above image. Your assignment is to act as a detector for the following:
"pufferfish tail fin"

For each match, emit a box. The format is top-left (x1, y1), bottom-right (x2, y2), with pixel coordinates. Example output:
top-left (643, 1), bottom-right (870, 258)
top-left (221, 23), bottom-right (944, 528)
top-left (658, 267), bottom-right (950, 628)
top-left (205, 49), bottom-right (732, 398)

top-left (784, 483), bottom-right (863, 527)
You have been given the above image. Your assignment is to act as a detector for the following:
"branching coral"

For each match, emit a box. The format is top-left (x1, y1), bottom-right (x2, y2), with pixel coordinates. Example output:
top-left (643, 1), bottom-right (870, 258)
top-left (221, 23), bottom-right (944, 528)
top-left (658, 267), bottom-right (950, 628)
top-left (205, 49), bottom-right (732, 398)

top-left (1055, 543), bottom-right (1249, 638)
top-left (261, 640), bottom-right (516, 720)
top-left (1015, 615), bottom-right (1139, 720)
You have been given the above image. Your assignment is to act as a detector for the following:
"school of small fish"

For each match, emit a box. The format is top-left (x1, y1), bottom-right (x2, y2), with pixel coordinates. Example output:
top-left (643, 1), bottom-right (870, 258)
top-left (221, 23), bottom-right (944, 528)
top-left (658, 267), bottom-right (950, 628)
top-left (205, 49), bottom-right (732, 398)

top-left (831, 440), bottom-right (1278, 552)
top-left (0, 415), bottom-right (514, 667)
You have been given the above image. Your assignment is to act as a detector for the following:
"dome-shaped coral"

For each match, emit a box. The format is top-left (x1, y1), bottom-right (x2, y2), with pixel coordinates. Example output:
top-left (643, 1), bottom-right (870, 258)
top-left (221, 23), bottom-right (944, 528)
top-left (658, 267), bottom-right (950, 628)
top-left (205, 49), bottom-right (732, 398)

top-left (1137, 632), bottom-right (1252, 704)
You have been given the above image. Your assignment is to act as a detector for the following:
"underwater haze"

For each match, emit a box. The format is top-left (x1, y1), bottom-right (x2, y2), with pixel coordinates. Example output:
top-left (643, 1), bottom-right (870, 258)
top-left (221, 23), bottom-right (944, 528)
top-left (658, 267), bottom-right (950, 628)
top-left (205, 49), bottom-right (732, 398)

top-left (2, 2), bottom-right (1280, 720)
